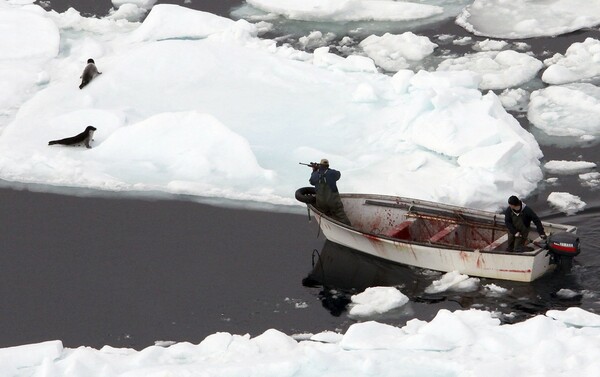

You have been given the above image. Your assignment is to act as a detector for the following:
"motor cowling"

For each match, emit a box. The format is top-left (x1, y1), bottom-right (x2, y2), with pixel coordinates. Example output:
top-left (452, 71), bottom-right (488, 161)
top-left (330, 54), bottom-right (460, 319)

top-left (547, 232), bottom-right (581, 257)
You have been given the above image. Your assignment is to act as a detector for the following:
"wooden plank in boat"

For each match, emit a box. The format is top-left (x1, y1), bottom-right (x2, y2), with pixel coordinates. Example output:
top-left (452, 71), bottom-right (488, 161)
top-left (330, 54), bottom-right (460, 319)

top-left (482, 234), bottom-right (509, 252)
top-left (382, 220), bottom-right (414, 239)
top-left (429, 224), bottom-right (460, 243)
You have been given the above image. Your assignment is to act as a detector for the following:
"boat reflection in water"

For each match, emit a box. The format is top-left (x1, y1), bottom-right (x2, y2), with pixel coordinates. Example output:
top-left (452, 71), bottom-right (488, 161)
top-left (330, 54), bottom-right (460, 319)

top-left (302, 240), bottom-right (584, 324)
top-left (302, 240), bottom-right (462, 322)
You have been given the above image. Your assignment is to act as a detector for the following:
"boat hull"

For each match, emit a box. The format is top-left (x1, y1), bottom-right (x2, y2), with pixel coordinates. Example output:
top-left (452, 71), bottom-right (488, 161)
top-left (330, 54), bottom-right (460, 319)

top-left (307, 194), bottom-right (577, 282)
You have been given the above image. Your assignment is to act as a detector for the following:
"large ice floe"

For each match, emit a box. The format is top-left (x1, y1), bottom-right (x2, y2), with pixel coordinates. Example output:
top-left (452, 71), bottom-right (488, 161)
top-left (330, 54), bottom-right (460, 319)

top-left (456, 0), bottom-right (600, 39)
top-left (0, 2), bottom-right (545, 210)
top-left (3, 307), bottom-right (600, 376)
top-left (244, 0), bottom-right (444, 22)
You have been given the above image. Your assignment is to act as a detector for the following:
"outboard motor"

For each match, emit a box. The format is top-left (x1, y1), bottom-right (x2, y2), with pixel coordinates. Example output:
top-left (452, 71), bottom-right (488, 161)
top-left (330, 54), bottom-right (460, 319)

top-left (546, 232), bottom-right (581, 270)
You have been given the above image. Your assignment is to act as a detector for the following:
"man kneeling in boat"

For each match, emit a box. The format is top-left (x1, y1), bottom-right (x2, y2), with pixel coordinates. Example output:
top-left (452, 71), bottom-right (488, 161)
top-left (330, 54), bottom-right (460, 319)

top-left (309, 159), bottom-right (351, 226)
top-left (505, 195), bottom-right (546, 252)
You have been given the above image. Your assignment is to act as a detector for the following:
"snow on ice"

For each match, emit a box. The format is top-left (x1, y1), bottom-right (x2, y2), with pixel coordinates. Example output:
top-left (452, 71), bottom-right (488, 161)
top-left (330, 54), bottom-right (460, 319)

top-left (0, 2), bottom-right (546, 210)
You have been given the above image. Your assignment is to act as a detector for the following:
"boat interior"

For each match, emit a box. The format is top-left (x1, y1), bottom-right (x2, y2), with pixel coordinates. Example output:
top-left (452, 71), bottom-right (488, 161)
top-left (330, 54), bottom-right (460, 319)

top-left (339, 197), bottom-right (550, 253)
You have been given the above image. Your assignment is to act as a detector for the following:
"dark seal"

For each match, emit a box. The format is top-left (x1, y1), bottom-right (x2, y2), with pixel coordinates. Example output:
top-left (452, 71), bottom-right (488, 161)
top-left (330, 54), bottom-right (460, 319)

top-left (79, 58), bottom-right (102, 89)
top-left (48, 126), bottom-right (97, 149)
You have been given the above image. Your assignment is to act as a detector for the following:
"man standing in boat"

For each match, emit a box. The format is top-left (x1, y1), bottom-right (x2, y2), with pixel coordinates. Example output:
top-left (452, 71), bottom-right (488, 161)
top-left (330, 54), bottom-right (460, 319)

top-left (309, 159), bottom-right (352, 226)
top-left (504, 195), bottom-right (546, 252)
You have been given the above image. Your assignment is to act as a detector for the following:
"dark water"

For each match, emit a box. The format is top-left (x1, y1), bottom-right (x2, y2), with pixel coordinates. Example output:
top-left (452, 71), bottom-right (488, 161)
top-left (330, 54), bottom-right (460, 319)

top-left (4, 0), bottom-right (598, 349)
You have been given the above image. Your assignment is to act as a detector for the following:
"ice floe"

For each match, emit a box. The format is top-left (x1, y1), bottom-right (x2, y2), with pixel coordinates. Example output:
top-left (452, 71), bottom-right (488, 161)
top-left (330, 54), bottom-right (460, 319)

top-left (547, 192), bottom-right (587, 215)
top-left (436, 50), bottom-right (543, 90)
top-left (544, 160), bottom-right (597, 174)
top-left (456, 0), bottom-right (600, 39)
top-left (348, 286), bottom-right (409, 317)
top-left (359, 32), bottom-right (437, 71)
top-left (542, 38), bottom-right (600, 85)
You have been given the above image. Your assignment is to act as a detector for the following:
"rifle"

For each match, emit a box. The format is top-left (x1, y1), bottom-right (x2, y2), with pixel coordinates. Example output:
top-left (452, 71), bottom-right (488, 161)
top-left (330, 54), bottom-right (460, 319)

top-left (299, 162), bottom-right (320, 168)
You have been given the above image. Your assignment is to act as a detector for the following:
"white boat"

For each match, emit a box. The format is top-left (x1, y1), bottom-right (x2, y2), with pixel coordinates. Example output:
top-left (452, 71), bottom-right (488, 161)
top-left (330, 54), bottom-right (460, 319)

top-left (296, 189), bottom-right (581, 282)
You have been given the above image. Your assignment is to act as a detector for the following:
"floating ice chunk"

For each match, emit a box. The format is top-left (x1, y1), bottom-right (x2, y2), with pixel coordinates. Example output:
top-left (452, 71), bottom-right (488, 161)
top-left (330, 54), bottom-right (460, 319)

top-left (348, 287), bottom-right (409, 317)
top-left (298, 30), bottom-right (336, 50)
top-left (547, 192), bottom-right (586, 215)
top-left (483, 284), bottom-right (508, 297)
top-left (359, 32), bottom-right (437, 71)
top-left (425, 271), bottom-right (480, 294)
top-left (579, 172), bottom-right (600, 187)
top-left (542, 38), bottom-right (600, 85)
top-left (0, 6), bottom-right (59, 60)
top-left (112, 0), bottom-right (156, 10)
top-left (513, 42), bottom-right (530, 51)
top-left (544, 160), bottom-right (597, 174)
top-left (546, 307), bottom-right (600, 327)
top-left (528, 83), bottom-right (600, 137)
top-left (457, 0), bottom-right (600, 39)
top-left (453, 36), bottom-right (472, 46)
top-left (130, 4), bottom-right (238, 41)
top-left (436, 34), bottom-right (454, 42)
top-left (245, 0), bottom-right (444, 22)
top-left (498, 88), bottom-right (529, 111)
top-left (556, 289), bottom-right (580, 299)
top-left (436, 50), bottom-right (543, 90)
top-left (473, 39), bottom-right (508, 51)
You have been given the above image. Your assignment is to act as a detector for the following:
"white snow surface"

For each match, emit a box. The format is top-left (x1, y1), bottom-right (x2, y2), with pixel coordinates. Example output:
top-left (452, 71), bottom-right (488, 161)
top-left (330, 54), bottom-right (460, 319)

top-left (436, 50), bottom-right (543, 90)
top-left (0, 2), bottom-right (546, 210)
top-left (245, 0), bottom-right (444, 22)
top-left (547, 192), bottom-right (587, 215)
top-left (528, 83), bottom-right (600, 137)
top-left (456, 0), bottom-right (600, 39)
top-left (5, 308), bottom-right (600, 376)
top-left (542, 38), bottom-right (600, 85)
